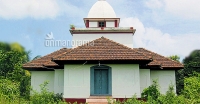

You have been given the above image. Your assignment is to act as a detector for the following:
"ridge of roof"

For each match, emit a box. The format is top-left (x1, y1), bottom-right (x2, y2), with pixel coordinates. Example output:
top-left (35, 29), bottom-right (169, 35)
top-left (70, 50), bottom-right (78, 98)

top-left (53, 37), bottom-right (150, 61)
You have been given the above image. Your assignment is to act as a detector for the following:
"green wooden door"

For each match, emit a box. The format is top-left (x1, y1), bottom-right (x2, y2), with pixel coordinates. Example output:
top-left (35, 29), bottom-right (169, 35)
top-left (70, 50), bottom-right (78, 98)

top-left (94, 69), bottom-right (108, 95)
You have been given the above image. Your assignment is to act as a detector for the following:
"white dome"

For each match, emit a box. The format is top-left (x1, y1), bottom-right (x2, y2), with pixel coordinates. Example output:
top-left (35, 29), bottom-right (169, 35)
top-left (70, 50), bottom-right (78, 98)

top-left (87, 0), bottom-right (116, 18)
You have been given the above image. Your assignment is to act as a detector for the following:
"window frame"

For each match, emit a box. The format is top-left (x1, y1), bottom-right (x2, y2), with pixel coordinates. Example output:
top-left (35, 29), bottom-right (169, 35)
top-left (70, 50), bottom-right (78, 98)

top-left (98, 21), bottom-right (106, 27)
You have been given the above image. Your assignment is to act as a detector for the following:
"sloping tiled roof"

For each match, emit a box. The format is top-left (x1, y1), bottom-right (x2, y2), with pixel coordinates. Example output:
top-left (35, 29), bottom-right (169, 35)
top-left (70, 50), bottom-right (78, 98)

top-left (23, 48), bottom-right (70, 69)
top-left (53, 37), bottom-right (151, 61)
top-left (135, 48), bottom-right (183, 68)
top-left (23, 37), bottom-right (183, 69)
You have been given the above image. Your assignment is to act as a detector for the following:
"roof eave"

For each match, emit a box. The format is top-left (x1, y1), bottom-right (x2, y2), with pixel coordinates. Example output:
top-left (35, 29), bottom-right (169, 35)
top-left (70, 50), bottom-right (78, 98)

top-left (53, 59), bottom-right (151, 66)
top-left (70, 28), bottom-right (136, 35)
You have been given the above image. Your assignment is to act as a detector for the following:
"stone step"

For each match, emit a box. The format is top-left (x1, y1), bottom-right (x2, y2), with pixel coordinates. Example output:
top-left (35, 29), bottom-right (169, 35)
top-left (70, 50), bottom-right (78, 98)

top-left (86, 99), bottom-right (108, 102)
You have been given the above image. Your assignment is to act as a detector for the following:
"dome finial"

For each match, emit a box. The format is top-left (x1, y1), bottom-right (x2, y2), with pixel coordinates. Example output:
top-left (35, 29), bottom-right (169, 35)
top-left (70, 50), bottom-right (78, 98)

top-left (87, 0), bottom-right (116, 18)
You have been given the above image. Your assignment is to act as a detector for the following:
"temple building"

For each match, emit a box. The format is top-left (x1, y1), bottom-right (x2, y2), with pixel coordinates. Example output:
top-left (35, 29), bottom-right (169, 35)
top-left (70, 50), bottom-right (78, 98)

top-left (23, 0), bottom-right (183, 103)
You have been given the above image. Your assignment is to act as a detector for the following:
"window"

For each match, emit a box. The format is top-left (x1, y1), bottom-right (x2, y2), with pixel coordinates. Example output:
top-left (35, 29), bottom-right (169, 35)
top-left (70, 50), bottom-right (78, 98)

top-left (98, 21), bottom-right (105, 27)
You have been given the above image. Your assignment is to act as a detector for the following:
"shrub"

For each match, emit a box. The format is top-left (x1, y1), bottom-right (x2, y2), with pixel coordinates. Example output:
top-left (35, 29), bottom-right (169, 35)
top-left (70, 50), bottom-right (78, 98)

top-left (0, 79), bottom-right (20, 100)
top-left (141, 80), bottom-right (160, 101)
top-left (109, 95), bottom-right (146, 104)
top-left (155, 84), bottom-right (187, 104)
top-left (183, 73), bottom-right (200, 103)
top-left (30, 81), bottom-right (66, 104)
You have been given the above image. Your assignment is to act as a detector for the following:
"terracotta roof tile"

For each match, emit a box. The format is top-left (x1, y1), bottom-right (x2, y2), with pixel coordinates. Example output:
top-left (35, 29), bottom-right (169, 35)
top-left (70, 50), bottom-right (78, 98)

top-left (136, 48), bottom-right (183, 68)
top-left (23, 48), bottom-right (70, 68)
top-left (53, 37), bottom-right (151, 61)
top-left (23, 37), bottom-right (183, 70)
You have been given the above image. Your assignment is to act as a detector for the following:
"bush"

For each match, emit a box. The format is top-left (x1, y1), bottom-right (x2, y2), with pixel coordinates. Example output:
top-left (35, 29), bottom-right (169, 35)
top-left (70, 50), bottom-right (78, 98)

top-left (183, 73), bottom-right (200, 103)
top-left (109, 95), bottom-right (146, 104)
top-left (1, 74), bottom-right (200, 104)
top-left (155, 85), bottom-right (187, 104)
top-left (0, 79), bottom-right (20, 100)
top-left (110, 76), bottom-right (200, 104)
top-left (141, 80), bottom-right (160, 101)
top-left (30, 81), bottom-right (66, 104)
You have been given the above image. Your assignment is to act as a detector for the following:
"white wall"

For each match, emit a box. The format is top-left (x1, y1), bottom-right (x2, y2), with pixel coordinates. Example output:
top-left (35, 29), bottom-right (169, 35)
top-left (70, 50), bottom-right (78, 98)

top-left (140, 69), bottom-right (150, 93)
top-left (106, 21), bottom-right (115, 27)
top-left (111, 64), bottom-right (141, 98)
top-left (63, 64), bottom-right (90, 98)
top-left (54, 70), bottom-right (64, 94)
top-left (31, 71), bottom-right (54, 92)
top-left (150, 70), bottom-right (176, 94)
top-left (89, 22), bottom-right (97, 27)
top-left (63, 64), bottom-right (140, 98)
top-left (73, 33), bottom-right (133, 48)
top-left (89, 21), bottom-right (115, 27)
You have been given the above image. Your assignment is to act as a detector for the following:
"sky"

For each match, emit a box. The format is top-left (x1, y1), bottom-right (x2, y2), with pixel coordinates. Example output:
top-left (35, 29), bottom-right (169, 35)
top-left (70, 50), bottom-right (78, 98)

top-left (0, 0), bottom-right (200, 62)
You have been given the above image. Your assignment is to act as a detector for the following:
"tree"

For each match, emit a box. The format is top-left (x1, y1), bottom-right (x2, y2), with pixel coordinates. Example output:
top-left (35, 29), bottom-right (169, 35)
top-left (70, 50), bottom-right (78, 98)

top-left (176, 50), bottom-right (200, 94)
top-left (33, 55), bottom-right (41, 60)
top-left (168, 55), bottom-right (180, 62)
top-left (183, 50), bottom-right (200, 64)
top-left (183, 50), bottom-right (200, 76)
top-left (0, 42), bottom-right (31, 99)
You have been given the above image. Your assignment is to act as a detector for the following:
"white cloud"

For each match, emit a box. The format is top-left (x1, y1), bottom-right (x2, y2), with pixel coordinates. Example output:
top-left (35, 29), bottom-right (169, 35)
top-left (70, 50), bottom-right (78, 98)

top-left (0, 0), bottom-right (86, 19)
top-left (60, 1), bottom-right (86, 18)
top-left (145, 0), bottom-right (200, 20)
top-left (0, 0), bottom-right (61, 19)
top-left (145, 0), bottom-right (163, 9)
top-left (120, 17), bottom-right (200, 59)
top-left (164, 0), bottom-right (200, 20)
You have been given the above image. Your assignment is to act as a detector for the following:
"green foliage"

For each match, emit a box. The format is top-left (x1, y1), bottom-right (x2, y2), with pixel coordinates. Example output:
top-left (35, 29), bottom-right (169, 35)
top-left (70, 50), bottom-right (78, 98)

top-left (109, 77), bottom-right (200, 104)
top-left (30, 81), bottom-right (66, 104)
top-left (175, 69), bottom-right (184, 94)
top-left (176, 50), bottom-right (200, 95)
top-left (183, 73), bottom-right (200, 103)
top-left (0, 78), bottom-right (30, 104)
top-left (0, 80), bottom-right (80, 104)
top-left (183, 49), bottom-right (200, 76)
top-left (156, 84), bottom-right (186, 104)
top-left (33, 55), bottom-right (41, 60)
top-left (0, 79), bottom-right (20, 99)
top-left (183, 50), bottom-right (200, 64)
top-left (110, 95), bottom-right (146, 104)
top-left (20, 71), bottom-right (31, 99)
top-left (124, 96), bottom-right (145, 104)
top-left (0, 42), bottom-right (31, 99)
top-left (0, 43), bottom-right (29, 79)
top-left (168, 55), bottom-right (180, 62)
top-left (1, 75), bottom-right (200, 104)
top-left (70, 24), bottom-right (75, 29)
top-left (141, 80), bottom-right (160, 101)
